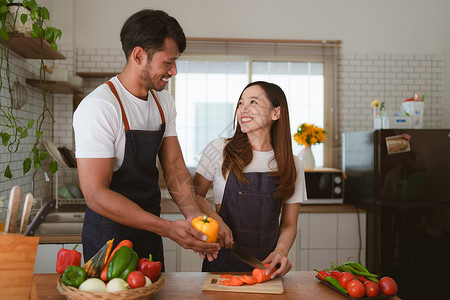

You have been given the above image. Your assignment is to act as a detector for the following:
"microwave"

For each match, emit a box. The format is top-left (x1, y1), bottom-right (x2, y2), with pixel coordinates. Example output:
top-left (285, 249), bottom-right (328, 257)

top-left (302, 168), bottom-right (344, 205)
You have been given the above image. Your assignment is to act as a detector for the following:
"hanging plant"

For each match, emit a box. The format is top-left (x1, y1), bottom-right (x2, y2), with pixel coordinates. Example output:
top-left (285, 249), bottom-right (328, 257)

top-left (0, 0), bottom-right (62, 178)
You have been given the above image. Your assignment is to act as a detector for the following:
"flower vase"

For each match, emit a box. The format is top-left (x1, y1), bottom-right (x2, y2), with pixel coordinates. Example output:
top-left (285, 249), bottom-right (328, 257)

top-left (299, 146), bottom-right (315, 170)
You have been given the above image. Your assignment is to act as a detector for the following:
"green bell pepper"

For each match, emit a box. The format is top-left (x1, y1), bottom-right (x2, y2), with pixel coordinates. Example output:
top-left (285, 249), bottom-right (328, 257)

top-left (107, 245), bottom-right (138, 281)
top-left (61, 265), bottom-right (86, 288)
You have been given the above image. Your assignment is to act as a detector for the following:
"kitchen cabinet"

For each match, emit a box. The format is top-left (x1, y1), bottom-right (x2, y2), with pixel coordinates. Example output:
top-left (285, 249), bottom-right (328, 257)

top-left (34, 243), bottom-right (83, 273)
top-left (297, 208), bottom-right (366, 271)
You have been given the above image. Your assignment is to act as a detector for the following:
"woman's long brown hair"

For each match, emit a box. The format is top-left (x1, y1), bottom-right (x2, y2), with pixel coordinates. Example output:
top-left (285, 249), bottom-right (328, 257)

top-left (222, 81), bottom-right (297, 201)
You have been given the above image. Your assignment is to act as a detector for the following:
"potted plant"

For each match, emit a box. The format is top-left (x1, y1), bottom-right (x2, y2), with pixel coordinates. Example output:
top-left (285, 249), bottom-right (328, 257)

top-left (0, 0), bottom-right (62, 178)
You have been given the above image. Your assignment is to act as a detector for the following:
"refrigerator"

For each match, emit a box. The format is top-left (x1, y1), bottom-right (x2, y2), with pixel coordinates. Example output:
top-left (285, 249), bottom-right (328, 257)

top-left (342, 129), bottom-right (450, 300)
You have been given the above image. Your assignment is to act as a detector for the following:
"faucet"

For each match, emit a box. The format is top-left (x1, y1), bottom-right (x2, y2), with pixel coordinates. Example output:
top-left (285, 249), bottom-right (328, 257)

top-left (32, 167), bottom-right (50, 196)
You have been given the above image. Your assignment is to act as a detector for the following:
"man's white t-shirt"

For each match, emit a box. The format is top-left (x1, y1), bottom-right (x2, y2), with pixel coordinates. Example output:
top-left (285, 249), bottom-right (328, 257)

top-left (196, 138), bottom-right (307, 205)
top-left (73, 76), bottom-right (177, 171)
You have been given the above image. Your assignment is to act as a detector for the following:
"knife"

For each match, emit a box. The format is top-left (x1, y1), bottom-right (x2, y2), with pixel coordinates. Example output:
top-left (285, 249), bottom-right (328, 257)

top-left (24, 199), bottom-right (56, 236)
top-left (231, 242), bottom-right (267, 269)
top-left (19, 193), bottom-right (33, 234)
top-left (5, 185), bottom-right (23, 233)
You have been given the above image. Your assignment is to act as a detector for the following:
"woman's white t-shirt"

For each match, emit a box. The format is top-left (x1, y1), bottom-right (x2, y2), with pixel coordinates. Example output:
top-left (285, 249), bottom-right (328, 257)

top-left (73, 76), bottom-right (177, 171)
top-left (196, 138), bottom-right (307, 205)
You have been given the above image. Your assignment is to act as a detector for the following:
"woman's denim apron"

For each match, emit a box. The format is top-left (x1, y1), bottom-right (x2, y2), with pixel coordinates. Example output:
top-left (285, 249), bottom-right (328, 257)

top-left (202, 172), bottom-right (281, 272)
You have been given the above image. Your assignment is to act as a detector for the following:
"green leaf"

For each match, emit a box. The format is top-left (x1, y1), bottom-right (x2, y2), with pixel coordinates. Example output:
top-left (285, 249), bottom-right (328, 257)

top-left (27, 119), bottom-right (34, 128)
top-left (1, 132), bottom-right (10, 146)
top-left (17, 127), bottom-right (23, 133)
top-left (0, 28), bottom-right (9, 40)
top-left (23, 158), bottom-right (32, 175)
top-left (32, 22), bottom-right (39, 32)
top-left (49, 159), bottom-right (58, 174)
top-left (40, 7), bottom-right (50, 20)
top-left (20, 128), bottom-right (28, 139)
top-left (39, 150), bottom-right (47, 161)
top-left (44, 27), bottom-right (54, 42)
top-left (33, 154), bottom-right (42, 170)
top-left (28, 0), bottom-right (38, 11)
top-left (0, 5), bottom-right (9, 14)
top-left (4, 165), bottom-right (12, 179)
top-left (50, 42), bottom-right (58, 51)
top-left (30, 9), bottom-right (38, 21)
top-left (23, 0), bottom-right (29, 7)
top-left (29, 31), bottom-right (38, 39)
top-left (36, 130), bottom-right (43, 139)
top-left (20, 13), bottom-right (28, 25)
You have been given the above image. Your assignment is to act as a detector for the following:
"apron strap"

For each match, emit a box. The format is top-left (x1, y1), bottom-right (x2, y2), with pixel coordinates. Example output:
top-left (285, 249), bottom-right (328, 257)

top-left (104, 81), bottom-right (166, 129)
top-left (104, 81), bottom-right (131, 131)
top-left (150, 89), bottom-right (166, 124)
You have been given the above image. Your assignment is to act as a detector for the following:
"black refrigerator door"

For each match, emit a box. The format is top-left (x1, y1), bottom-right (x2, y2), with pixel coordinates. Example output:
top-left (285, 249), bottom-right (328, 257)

top-left (376, 129), bottom-right (450, 204)
top-left (376, 203), bottom-right (450, 299)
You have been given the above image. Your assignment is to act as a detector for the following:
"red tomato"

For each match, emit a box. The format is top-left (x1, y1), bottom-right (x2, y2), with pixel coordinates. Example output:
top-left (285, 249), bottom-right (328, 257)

top-left (364, 281), bottom-right (380, 297)
top-left (338, 272), bottom-right (354, 289)
top-left (346, 279), bottom-right (365, 298)
top-left (127, 270), bottom-right (146, 289)
top-left (379, 276), bottom-right (398, 296)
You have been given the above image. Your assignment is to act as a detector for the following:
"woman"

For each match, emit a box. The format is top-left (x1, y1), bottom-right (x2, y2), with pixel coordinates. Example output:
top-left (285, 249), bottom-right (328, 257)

top-left (194, 81), bottom-right (307, 278)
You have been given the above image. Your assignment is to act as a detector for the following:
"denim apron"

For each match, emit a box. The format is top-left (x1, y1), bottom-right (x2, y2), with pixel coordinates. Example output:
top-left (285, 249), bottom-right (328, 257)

top-left (202, 172), bottom-right (281, 272)
top-left (82, 81), bottom-right (166, 270)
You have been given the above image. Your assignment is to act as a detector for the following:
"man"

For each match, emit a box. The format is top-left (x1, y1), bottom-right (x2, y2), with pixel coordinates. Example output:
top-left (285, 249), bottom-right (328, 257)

top-left (73, 9), bottom-right (219, 269)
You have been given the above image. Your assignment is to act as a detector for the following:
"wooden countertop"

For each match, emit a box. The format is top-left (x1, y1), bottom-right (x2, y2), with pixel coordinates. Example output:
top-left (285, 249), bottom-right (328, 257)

top-left (34, 272), bottom-right (401, 300)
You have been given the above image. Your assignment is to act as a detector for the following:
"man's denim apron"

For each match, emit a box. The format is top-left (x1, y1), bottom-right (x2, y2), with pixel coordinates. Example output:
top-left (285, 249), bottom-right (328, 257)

top-left (82, 81), bottom-right (166, 270)
top-left (202, 172), bottom-right (281, 272)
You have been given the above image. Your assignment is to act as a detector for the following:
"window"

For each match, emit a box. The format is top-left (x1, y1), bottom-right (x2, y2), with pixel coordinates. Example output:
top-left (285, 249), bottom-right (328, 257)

top-left (170, 39), bottom-right (340, 171)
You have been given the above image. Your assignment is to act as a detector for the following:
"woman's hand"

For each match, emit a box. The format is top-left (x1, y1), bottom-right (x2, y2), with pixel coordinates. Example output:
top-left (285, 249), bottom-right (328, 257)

top-left (262, 249), bottom-right (292, 278)
top-left (216, 218), bottom-right (234, 248)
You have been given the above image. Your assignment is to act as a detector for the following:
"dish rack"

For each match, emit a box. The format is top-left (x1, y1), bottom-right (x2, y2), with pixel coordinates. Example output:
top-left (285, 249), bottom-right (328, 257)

top-left (55, 168), bottom-right (86, 208)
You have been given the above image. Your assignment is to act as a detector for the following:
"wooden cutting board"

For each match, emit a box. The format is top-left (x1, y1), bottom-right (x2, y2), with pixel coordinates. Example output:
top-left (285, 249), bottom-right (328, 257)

top-left (202, 273), bottom-right (284, 294)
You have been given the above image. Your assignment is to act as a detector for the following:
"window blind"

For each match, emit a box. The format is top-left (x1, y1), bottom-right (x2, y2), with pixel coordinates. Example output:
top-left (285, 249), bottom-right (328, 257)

top-left (175, 38), bottom-right (341, 168)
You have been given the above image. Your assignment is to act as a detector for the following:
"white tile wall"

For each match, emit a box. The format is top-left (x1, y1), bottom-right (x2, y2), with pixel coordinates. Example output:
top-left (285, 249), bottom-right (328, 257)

top-left (339, 53), bottom-right (443, 133)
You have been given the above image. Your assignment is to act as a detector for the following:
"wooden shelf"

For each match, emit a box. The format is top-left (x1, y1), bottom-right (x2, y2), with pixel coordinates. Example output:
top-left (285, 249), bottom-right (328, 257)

top-left (26, 79), bottom-right (83, 94)
top-left (76, 72), bottom-right (118, 78)
top-left (1, 33), bottom-right (65, 59)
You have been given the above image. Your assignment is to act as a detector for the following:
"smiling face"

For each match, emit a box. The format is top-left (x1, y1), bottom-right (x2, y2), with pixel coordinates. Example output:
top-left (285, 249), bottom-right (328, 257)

top-left (140, 37), bottom-right (180, 91)
top-left (236, 85), bottom-right (280, 136)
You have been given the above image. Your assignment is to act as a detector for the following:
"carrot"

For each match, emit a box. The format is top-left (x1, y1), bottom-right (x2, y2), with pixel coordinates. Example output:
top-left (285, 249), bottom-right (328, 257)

top-left (220, 274), bottom-right (234, 280)
top-left (229, 276), bottom-right (245, 286)
top-left (239, 275), bottom-right (257, 285)
top-left (100, 239), bottom-right (133, 281)
top-left (252, 264), bottom-right (276, 283)
top-left (220, 279), bottom-right (233, 286)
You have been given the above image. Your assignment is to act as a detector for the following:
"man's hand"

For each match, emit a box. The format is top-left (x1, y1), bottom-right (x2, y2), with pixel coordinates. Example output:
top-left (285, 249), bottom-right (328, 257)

top-left (166, 219), bottom-right (220, 260)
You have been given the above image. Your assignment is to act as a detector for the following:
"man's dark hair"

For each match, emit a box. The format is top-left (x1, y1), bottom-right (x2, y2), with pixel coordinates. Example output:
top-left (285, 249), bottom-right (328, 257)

top-left (120, 9), bottom-right (186, 60)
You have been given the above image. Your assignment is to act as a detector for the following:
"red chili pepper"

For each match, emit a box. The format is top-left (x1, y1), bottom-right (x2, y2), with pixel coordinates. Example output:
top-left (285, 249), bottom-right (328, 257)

top-left (330, 270), bottom-right (342, 279)
top-left (137, 254), bottom-right (161, 283)
top-left (317, 270), bottom-right (333, 281)
top-left (56, 244), bottom-right (82, 274)
top-left (354, 274), bottom-right (370, 283)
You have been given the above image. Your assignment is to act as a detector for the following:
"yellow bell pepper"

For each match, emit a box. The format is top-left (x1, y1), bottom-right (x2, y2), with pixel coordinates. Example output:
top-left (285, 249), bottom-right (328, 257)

top-left (191, 215), bottom-right (219, 243)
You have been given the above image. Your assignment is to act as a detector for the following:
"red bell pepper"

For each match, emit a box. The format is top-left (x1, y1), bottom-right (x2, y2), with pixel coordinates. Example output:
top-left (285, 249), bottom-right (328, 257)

top-left (56, 244), bottom-right (82, 274)
top-left (138, 254), bottom-right (161, 282)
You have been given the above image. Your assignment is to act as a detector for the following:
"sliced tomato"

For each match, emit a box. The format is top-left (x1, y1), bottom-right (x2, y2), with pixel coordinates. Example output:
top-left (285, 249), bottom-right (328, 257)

top-left (219, 274), bottom-right (234, 280)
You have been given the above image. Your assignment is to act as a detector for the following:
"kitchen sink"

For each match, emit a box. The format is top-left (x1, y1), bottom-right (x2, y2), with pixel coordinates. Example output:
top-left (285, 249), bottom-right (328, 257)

top-left (35, 204), bottom-right (86, 236)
